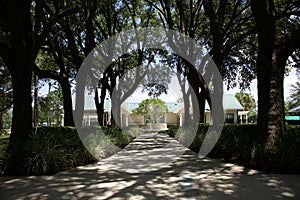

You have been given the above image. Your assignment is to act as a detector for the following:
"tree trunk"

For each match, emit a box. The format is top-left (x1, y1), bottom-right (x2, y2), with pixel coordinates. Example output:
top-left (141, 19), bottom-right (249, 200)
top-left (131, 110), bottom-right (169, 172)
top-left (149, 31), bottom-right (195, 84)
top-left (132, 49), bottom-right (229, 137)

top-left (265, 41), bottom-right (289, 152)
top-left (94, 87), bottom-right (105, 126)
top-left (110, 95), bottom-right (121, 128)
top-left (190, 90), bottom-right (200, 125)
top-left (9, 72), bottom-right (33, 139)
top-left (5, 0), bottom-right (33, 147)
top-left (210, 79), bottom-right (224, 126)
top-left (0, 112), bottom-right (3, 130)
top-left (33, 74), bottom-right (39, 126)
top-left (74, 75), bottom-right (86, 127)
top-left (33, 68), bottom-right (75, 127)
top-left (251, 0), bottom-right (276, 143)
top-left (59, 78), bottom-right (75, 126)
top-left (183, 89), bottom-right (191, 127)
top-left (184, 61), bottom-right (210, 124)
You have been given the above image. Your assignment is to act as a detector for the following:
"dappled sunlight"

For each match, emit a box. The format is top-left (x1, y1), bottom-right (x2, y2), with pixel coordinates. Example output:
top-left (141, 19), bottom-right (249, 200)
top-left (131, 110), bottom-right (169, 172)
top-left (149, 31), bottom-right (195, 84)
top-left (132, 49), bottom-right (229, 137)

top-left (258, 175), bottom-right (299, 199)
top-left (1, 132), bottom-right (300, 199)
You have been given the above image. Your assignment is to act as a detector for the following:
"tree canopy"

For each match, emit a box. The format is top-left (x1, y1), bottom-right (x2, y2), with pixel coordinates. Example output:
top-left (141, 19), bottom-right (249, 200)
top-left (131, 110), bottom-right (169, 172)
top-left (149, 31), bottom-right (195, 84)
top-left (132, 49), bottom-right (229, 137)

top-left (132, 98), bottom-right (168, 124)
top-left (288, 81), bottom-right (300, 108)
top-left (235, 91), bottom-right (256, 111)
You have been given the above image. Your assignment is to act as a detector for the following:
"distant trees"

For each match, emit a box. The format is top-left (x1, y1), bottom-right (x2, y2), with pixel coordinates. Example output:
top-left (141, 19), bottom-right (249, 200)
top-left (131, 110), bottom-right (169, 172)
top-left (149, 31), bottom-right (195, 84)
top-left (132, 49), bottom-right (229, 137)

top-left (285, 81), bottom-right (300, 112)
top-left (288, 82), bottom-right (300, 108)
top-left (235, 91), bottom-right (257, 123)
top-left (34, 49), bottom-right (75, 127)
top-left (132, 98), bottom-right (168, 124)
top-left (235, 92), bottom-right (256, 111)
top-left (0, 63), bottom-right (12, 130)
top-left (39, 89), bottom-right (64, 126)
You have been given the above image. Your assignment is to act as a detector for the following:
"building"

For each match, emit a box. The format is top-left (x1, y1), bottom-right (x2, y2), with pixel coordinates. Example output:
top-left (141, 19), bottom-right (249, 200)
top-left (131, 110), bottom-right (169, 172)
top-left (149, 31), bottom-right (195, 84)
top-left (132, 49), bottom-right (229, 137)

top-left (76, 93), bottom-right (244, 126)
top-left (121, 101), bottom-right (183, 127)
top-left (72, 95), bottom-right (111, 126)
top-left (204, 94), bottom-right (244, 124)
top-left (286, 105), bottom-right (300, 125)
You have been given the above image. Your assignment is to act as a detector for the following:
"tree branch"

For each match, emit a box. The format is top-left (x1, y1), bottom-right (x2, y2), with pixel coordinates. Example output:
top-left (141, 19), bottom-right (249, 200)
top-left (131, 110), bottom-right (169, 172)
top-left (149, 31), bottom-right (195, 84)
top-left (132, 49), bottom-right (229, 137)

top-left (0, 101), bottom-right (13, 112)
top-left (34, 63), bottom-right (60, 80)
top-left (34, 7), bottom-right (78, 58)
top-left (0, 42), bottom-right (12, 71)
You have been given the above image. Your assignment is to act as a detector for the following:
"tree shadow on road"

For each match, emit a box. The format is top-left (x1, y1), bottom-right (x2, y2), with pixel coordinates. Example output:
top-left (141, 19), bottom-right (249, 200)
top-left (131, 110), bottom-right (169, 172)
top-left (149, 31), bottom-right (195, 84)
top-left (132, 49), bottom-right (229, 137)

top-left (0, 133), bottom-right (299, 199)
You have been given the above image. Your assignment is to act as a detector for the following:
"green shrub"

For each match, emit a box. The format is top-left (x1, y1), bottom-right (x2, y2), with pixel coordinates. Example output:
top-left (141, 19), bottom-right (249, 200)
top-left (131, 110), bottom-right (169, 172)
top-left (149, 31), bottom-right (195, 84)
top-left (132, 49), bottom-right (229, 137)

top-left (81, 127), bottom-right (138, 160)
top-left (159, 125), bottom-right (179, 137)
top-left (82, 132), bottom-right (119, 160)
top-left (209, 124), bottom-right (259, 163)
top-left (188, 124), bottom-right (259, 164)
top-left (175, 127), bottom-right (198, 147)
top-left (170, 124), bottom-right (300, 174)
top-left (276, 129), bottom-right (300, 173)
top-left (11, 127), bottom-right (95, 175)
top-left (168, 124), bottom-right (179, 131)
top-left (0, 135), bottom-right (9, 175)
top-left (251, 128), bottom-right (300, 174)
top-left (4, 126), bottom-right (137, 175)
top-left (0, 129), bottom-right (9, 136)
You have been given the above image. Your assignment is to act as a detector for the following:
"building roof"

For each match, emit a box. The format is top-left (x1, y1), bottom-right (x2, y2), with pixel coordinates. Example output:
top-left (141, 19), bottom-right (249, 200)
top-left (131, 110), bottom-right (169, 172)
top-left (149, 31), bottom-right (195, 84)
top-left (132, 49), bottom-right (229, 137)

top-left (72, 95), bottom-right (111, 112)
top-left (205, 94), bottom-right (244, 111)
top-left (288, 105), bottom-right (300, 113)
top-left (122, 102), bottom-right (139, 111)
top-left (76, 93), bottom-right (243, 112)
top-left (166, 102), bottom-right (184, 112)
top-left (223, 93), bottom-right (244, 110)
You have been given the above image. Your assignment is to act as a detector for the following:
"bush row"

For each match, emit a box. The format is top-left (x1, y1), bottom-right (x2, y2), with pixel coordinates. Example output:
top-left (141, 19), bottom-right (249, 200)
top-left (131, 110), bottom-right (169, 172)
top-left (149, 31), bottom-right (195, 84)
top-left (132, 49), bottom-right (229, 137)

top-left (2, 126), bottom-right (139, 175)
top-left (0, 129), bottom-right (9, 136)
top-left (164, 124), bottom-right (300, 174)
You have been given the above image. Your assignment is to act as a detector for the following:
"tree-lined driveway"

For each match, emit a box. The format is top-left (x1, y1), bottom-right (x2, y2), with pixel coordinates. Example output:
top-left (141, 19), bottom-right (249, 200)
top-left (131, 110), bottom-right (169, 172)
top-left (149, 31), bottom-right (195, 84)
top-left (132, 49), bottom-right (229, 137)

top-left (1, 132), bottom-right (299, 199)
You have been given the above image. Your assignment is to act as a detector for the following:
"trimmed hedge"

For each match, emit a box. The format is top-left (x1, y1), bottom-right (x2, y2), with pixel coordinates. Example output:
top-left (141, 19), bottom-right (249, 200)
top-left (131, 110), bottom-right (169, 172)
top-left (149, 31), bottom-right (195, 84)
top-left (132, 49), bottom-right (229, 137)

top-left (2, 126), bottom-right (138, 175)
top-left (165, 124), bottom-right (300, 174)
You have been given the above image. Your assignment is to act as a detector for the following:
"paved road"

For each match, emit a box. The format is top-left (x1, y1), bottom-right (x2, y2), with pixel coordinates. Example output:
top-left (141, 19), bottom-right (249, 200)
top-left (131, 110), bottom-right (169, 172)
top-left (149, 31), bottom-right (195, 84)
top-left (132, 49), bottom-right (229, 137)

top-left (0, 132), bottom-right (300, 199)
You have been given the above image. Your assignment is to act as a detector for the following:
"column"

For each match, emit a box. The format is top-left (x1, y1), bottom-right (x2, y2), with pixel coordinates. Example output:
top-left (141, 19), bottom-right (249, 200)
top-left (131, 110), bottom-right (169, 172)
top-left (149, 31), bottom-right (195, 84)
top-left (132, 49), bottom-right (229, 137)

top-left (126, 114), bottom-right (128, 126)
top-left (179, 113), bottom-right (182, 127)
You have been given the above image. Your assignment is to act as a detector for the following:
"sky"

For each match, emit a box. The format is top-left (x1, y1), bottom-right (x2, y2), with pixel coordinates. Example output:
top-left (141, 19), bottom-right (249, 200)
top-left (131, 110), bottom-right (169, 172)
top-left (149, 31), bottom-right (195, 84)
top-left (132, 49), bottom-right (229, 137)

top-left (225, 68), bottom-right (299, 102)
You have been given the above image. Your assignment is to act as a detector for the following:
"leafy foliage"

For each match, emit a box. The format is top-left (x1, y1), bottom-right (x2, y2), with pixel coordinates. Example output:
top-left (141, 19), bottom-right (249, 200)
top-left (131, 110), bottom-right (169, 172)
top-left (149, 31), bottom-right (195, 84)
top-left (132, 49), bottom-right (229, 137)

top-left (288, 81), bottom-right (300, 108)
top-left (0, 63), bottom-right (12, 112)
top-left (38, 88), bottom-right (64, 126)
top-left (165, 124), bottom-right (300, 174)
top-left (0, 135), bottom-right (9, 174)
top-left (235, 91), bottom-right (256, 111)
top-left (0, 62), bottom-right (12, 130)
top-left (2, 126), bottom-right (136, 175)
top-left (132, 98), bottom-right (168, 124)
